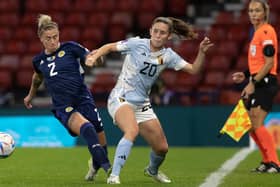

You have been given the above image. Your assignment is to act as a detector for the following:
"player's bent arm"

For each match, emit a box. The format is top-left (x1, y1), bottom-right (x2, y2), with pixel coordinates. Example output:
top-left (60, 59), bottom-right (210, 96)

top-left (181, 50), bottom-right (206, 75)
top-left (27, 72), bottom-right (44, 98)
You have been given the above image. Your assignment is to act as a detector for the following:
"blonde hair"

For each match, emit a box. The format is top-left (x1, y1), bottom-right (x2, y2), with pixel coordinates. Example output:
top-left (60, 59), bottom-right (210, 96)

top-left (249, 0), bottom-right (270, 23)
top-left (152, 17), bottom-right (198, 40)
top-left (37, 14), bottom-right (58, 37)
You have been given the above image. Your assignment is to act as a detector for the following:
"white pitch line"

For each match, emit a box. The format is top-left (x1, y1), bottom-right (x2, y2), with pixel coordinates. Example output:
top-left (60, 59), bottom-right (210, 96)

top-left (199, 148), bottom-right (253, 187)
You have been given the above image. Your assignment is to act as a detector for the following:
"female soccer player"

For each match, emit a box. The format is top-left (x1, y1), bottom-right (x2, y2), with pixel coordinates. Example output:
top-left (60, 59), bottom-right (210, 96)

top-left (232, 0), bottom-right (280, 173)
top-left (23, 14), bottom-right (111, 181)
top-left (86, 16), bottom-right (213, 184)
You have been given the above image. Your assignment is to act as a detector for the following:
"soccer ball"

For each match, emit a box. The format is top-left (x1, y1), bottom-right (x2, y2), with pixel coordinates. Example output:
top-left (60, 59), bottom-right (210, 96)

top-left (0, 132), bottom-right (15, 158)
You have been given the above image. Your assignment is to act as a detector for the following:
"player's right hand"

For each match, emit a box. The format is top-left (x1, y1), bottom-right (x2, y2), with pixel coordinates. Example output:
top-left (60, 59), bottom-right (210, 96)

top-left (23, 96), bottom-right (33, 109)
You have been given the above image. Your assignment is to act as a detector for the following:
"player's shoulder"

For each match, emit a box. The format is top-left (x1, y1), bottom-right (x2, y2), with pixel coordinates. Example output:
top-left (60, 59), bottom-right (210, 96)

top-left (61, 41), bottom-right (84, 49)
top-left (32, 51), bottom-right (45, 64)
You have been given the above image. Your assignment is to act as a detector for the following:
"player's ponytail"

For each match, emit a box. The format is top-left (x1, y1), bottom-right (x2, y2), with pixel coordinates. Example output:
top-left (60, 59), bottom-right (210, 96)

top-left (37, 14), bottom-right (58, 37)
top-left (152, 17), bottom-right (198, 40)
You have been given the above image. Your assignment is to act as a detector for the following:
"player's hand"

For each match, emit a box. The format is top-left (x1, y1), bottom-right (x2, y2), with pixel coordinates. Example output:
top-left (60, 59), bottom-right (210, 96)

top-left (232, 72), bottom-right (245, 83)
top-left (241, 82), bottom-right (254, 99)
top-left (199, 37), bottom-right (214, 53)
top-left (86, 50), bottom-right (103, 67)
top-left (23, 95), bottom-right (33, 109)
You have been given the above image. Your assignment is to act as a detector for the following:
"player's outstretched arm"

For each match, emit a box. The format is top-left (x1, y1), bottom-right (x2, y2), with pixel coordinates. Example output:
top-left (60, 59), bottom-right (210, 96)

top-left (86, 43), bottom-right (118, 67)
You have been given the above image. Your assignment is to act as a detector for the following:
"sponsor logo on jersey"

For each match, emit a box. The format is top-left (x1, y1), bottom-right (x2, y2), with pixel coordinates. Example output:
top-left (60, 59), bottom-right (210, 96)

top-left (65, 106), bottom-right (73, 113)
top-left (47, 56), bottom-right (56, 61)
top-left (58, 50), bottom-right (65, 58)
top-left (250, 45), bottom-right (256, 56)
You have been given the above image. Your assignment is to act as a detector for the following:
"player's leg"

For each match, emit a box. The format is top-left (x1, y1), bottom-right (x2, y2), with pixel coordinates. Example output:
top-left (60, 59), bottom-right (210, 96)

top-left (139, 118), bottom-right (171, 183)
top-left (68, 112), bottom-right (111, 173)
top-left (78, 103), bottom-right (110, 180)
top-left (85, 131), bottom-right (108, 181)
top-left (107, 103), bottom-right (138, 184)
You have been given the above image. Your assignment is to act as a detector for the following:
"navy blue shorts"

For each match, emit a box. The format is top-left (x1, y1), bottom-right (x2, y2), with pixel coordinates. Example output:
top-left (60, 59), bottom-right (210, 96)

top-left (52, 102), bottom-right (104, 137)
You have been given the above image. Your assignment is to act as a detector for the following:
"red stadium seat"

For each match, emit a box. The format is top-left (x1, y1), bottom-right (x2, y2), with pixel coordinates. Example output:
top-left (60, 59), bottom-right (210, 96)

top-left (16, 69), bottom-right (34, 89)
top-left (0, 0), bottom-right (19, 12)
top-left (173, 40), bottom-right (200, 60)
top-left (115, 0), bottom-right (138, 13)
top-left (138, 0), bottom-right (165, 14)
top-left (21, 13), bottom-right (37, 26)
top-left (60, 27), bottom-right (80, 41)
top-left (96, 0), bottom-right (116, 13)
top-left (206, 55), bottom-right (231, 71)
top-left (88, 12), bottom-right (110, 29)
top-left (19, 55), bottom-right (34, 70)
top-left (26, 40), bottom-right (43, 55)
top-left (0, 70), bottom-right (13, 91)
top-left (81, 28), bottom-right (104, 47)
top-left (216, 40), bottom-right (239, 57)
top-left (0, 55), bottom-right (19, 72)
top-left (137, 12), bottom-right (157, 31)
top-left (234, 55), bottom-right (248, 71)
top-left (14, 27), bottom-right (36, 41)
top-left (6, 40), bottom-right (26, 55)
top-left (64, 13), bottom-right (86, 27)
top-left (160, 70), bottom-right (178, 90)
top-left (167, 0), bottom-right (188, 17)
top-left (108, 25), bottom-right (126, 42)
top-left (0, 27), bottom-right (12, 41)
top-left (207, 25), bottom-right (227, 42)
top-left (219, 90), bottom-right (241, 105)
top-left (0, 13), bottom-right (19, 27)
top-left (174, 71), bottom-right (202, 90)
top-left (214, 11), bottom-right (235, 25)
top-left (110, 12), bottom-right (133, 30)
top-left (201, 71), bottom-right (225, 88)
top-left (26, 0), bottom-right (48, 13)
top-left (49, 0), bottom-right (72, 13)
top-left (72, 0), bottom-right (96, 13)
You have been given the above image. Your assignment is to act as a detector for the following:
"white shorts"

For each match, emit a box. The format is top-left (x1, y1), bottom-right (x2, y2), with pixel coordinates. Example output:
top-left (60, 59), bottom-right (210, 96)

top-left (107, 96), bottom-right (158, 124)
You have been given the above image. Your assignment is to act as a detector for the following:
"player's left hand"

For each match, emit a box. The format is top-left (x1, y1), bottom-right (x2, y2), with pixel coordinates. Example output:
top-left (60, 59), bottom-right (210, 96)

top-left (199, 37), bottom-right (214, 53)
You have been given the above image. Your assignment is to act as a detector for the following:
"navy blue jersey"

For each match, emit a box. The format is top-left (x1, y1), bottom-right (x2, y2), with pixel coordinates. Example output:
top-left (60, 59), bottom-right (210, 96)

top-left (32, 41), bottom-right (93, 109)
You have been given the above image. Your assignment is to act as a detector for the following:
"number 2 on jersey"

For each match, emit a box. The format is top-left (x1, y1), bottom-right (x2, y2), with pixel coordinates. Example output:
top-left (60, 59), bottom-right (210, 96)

top-left (48, 62), bottom-right (58, 77)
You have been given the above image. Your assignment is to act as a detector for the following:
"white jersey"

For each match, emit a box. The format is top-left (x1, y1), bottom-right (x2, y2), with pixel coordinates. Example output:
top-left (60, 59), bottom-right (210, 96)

top-left (110, 37), bottom-right (188, 104)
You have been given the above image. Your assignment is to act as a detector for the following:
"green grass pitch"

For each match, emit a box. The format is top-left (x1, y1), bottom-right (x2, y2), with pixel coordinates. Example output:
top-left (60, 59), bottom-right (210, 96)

top-left (0, 147), bottom-right (280, 187)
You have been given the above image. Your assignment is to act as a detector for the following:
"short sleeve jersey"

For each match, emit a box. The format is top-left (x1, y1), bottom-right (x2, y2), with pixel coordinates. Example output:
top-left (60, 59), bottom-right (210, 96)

top-left (248, 24), bottom-right (278, 75)
top-left (112, 37), bottom-right (188, 104)
top-left (32, 41), bottom-right (93, 108)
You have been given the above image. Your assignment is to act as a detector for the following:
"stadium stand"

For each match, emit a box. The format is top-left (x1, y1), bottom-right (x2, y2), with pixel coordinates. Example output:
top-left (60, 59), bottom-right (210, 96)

top-left (2, 0), bottom-right (275, 107)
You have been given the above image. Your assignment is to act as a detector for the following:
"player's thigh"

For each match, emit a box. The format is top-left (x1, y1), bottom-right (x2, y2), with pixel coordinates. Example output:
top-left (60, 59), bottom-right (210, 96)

top-left (115, 104), bottom-right (139, 137)
top-left (139, 119), bottom-right (168, 153)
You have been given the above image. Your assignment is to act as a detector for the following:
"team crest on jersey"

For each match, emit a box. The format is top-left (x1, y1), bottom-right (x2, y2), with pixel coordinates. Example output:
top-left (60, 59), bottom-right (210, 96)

top-left (250, 45), bottom-right (256, 56)
top-left (40, 60), bottom-right (44, 65)
top-left (47, 56), bottom-right (56, 61)
top-left (58, 50), bottom-right (65, 58)
top-left (157, 56), bottom-right (163, 65)
top-left (65, 106), bottom-right (73, 113)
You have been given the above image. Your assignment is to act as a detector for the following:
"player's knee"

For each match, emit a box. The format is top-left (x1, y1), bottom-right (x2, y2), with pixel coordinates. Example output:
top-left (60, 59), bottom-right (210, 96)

top-left (155, 143), bottom-right (169, 155)
top-left (124, 127), bottom-right (139, 141)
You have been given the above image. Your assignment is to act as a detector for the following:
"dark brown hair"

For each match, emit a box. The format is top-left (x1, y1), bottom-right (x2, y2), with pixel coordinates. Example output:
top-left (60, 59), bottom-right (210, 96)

top-left (152, 17), bottom-right (198, 40)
